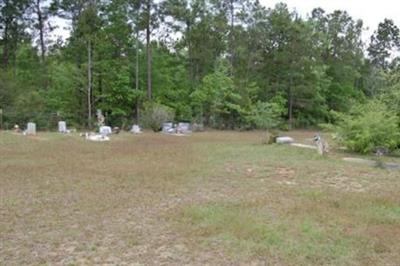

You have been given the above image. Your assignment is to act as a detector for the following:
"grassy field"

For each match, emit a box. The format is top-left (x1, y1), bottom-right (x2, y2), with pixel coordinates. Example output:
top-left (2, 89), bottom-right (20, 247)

top-left (1, 131), bottom-right (399, 265)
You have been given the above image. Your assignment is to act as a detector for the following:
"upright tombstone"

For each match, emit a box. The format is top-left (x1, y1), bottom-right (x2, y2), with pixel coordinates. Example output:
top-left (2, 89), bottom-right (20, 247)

top-left (58, 121), bottom-right (67, 133)
top-left (177, 122), bottom-right (191, 134)
top-left (26, 122), bottom-right (36, 135)
top-left (131, 124), bottom-right (142, 134)
top-left (162, 122), bottom-right (174, 133)
top-left (99, 126), bottom-right (112, 136)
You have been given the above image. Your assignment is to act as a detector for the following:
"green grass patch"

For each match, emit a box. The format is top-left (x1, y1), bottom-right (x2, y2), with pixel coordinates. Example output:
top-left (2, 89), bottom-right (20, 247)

top-left (180, 202), bottom-right (358, 264)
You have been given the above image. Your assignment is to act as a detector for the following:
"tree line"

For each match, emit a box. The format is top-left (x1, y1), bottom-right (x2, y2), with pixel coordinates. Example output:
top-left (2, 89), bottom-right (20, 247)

top-left (1, 0), bottom-right (399, 131)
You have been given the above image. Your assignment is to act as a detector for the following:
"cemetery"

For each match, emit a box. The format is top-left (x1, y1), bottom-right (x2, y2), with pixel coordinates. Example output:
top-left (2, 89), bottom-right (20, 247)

top-left (1, 0), bottom-right (400, 264)
top-left (1, 126), bottom-right (400, 265)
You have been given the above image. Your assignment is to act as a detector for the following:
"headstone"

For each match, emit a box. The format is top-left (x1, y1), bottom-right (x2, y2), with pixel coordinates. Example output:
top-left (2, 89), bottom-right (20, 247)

top-left (85, 132), bottom-right (110, 142)
top-left (131, 124), bottom-right (142, 134)
top-left (58, 121), bottom-right (67, 133)
top-left (162, 122), bottom-right (174, 133)
top-left (26, 122), bottom-right (36, 135)
top-left (177, 122), bottom-right (191, 134)
top-left (99, 126), bottom-right (112, 136)
top-left (276, 136), bottom-right (294, 144)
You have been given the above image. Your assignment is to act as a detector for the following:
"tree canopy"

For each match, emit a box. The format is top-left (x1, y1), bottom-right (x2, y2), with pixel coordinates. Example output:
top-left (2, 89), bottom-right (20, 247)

top-left (1, 0), bottom-right (399, 130)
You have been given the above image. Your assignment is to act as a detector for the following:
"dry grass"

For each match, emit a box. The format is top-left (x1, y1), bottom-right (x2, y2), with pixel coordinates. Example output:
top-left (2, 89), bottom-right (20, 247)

top-left (0, 130), bottom-right (399, 265)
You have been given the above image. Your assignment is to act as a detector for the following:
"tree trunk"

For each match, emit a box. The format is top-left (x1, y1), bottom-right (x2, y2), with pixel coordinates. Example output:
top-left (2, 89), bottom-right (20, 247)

top-left (229, 0), bottom-right (234, 76)
top-left (146, 0), bottom-right (152, 100)
top-left (87, 39), bottom-right (92, 129)
top-left (35, 0), bottom-right (49, 90)
top-left (135, 25), bottom-right (140, 123)
top-left (2, 20), bottom-right (9, 69)
top-left (36, 0), bottom-right (46, 62)
top-left (98, 53), bottom-right (103, 104)
top-left (186, 21), bottom-right (194, 87)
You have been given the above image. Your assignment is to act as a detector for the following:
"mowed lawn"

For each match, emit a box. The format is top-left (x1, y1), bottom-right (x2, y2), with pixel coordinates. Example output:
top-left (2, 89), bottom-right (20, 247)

top-left (1, 131), bottom-right (399, 265)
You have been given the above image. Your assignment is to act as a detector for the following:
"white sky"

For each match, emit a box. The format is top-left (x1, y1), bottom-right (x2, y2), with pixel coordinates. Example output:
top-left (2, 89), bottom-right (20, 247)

top-left (52, 1), bottom-right (400, 43)
top-left (260, 0), bottom-right (400, 42)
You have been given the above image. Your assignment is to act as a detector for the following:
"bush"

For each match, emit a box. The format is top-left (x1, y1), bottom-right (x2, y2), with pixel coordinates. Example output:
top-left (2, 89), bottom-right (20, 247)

top-left (247, 95), bottom-right (286, 130)
top-left (141, 102), bottom-right (175, 132)
top-left (334, 100), bottom-right (400, 154)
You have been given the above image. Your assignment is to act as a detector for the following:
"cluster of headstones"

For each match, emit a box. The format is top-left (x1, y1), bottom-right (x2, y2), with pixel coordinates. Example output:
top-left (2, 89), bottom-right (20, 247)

top-left (14, 121), bottom-right (69, 135)
top-left (14, 119), bottom-right (199, 137)
top-left (162, 122), bottom-right (192, 134)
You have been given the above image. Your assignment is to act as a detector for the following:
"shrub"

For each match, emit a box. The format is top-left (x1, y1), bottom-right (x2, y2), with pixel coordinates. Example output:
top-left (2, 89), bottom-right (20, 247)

top-left (247, 95), bottom-right (286, 130)
top-left (141, 102), bottom-right (175, 132)
top-left (334, 100), bottom-right (400, 154)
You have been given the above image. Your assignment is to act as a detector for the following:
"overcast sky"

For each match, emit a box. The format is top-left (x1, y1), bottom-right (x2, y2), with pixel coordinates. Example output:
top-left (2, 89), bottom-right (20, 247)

top-left (260, 0), bottom-right (400, 41)
top-left (53, 1), bottom-right (399, 43)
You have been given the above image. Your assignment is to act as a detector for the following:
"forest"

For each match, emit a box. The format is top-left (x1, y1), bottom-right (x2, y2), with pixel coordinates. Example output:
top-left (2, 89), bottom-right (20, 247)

top-left (1, 0), bottom-right (400, 151)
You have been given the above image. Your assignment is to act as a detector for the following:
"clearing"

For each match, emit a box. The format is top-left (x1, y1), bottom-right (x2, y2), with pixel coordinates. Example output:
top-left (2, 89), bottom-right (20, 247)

top-left (0, 131), bottom-right (399, 265)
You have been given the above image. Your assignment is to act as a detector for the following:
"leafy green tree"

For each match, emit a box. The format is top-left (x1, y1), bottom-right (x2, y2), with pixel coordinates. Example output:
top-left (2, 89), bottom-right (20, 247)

top-left (192, 59), bottom-right (243, 128)
top-left (1, 0), bottom-right (30, 69)
top-left (138, 0), bottom-right (159, 100)
top-left (2, 0), bottom-right (400, 136)
top-left (78, 1), bottom-right (101, 128)
top-left (311, 9), bottom-right (365, 113)
top-left (141, 101), bottom-right (174, 131)
top-left (247, 96), bottom-right (286, 130)
top-left (368, 19), bottom-right (400, 70)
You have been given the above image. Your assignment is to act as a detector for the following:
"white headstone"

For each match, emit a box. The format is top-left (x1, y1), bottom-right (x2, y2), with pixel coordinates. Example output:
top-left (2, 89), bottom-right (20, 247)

top-left (131, 124), bottom-right (142, 134)
top-left (162, 122), bottom-right (174, 133)
top-left (26, 122), bottom-right (36, 135)
top-left (86, 133), bottom-right (110, 142)
top-left (58, 121), bottom-right (67, 133)
top-left (177, 122), bottom-right (191, 134)
top-left (276, 136), bottom-right (294, 144)
top-left (99, 126), bottom-right (112, 136)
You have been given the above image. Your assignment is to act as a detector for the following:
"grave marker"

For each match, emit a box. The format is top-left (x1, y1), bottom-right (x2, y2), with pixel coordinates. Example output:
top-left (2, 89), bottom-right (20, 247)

top-left (162, 122), bottom-right (174, 133)
top-left (131, 124), bottom-right (142, 134)
top-left (26, 122), bottom-right (36, 135)
top-left (99, 126), bottom-right (112, 136)
top-left (58, 121), bottom-right (67, 133)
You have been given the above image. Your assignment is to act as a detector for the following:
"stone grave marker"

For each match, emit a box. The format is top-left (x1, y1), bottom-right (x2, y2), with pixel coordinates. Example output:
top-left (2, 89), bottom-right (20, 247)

top-left (177, 122), bottom-right (191, 134)
top-left (276, 136), bottom-right (294, 144)
top-left (99, 126), bottom-right (112, 136)
top-left (58, 121), bottom-right (67, 133)
top-left (162, 122), bottom-right (174, 133)
top-left (26, 122), bottom-right (36, 135)
top-left (131, 124), bottom-right (142, 134)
